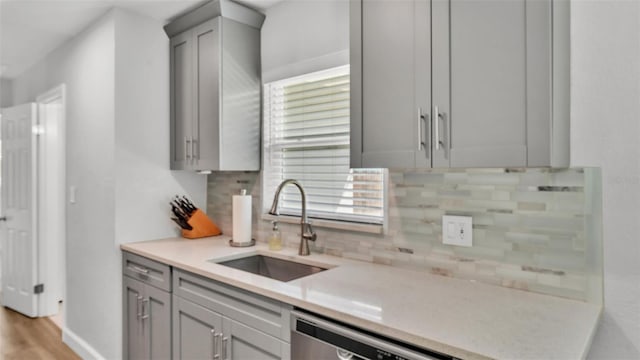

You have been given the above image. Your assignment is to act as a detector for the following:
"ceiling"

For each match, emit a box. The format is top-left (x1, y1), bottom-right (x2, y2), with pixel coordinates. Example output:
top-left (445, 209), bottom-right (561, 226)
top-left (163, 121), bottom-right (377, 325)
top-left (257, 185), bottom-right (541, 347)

top-left (0, 0), bottom-right (283, 80)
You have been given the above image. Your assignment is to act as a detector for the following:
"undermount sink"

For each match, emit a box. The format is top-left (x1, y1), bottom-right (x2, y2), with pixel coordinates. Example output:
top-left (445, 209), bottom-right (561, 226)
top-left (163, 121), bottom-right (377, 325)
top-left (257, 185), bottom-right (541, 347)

top-left (214, 255), bottom-right (328, 282)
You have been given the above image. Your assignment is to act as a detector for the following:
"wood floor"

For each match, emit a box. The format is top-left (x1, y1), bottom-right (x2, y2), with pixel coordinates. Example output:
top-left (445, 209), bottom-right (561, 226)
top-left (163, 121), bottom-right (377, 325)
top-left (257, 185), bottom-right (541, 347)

top-left (0, 306), bottom-right (80, 360)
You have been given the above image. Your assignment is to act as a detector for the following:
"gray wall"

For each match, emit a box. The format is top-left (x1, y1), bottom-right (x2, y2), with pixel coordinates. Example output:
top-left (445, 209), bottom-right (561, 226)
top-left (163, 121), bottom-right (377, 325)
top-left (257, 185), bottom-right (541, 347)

top-left (571, 1), bottom-right (640, 359)
top-left (11, 8), bottom-right (207, 359)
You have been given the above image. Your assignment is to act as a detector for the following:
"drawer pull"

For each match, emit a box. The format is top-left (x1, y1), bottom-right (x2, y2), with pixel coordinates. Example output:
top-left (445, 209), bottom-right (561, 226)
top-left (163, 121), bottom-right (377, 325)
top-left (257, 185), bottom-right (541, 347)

top-left (131, 265), bottom-right (149, 274)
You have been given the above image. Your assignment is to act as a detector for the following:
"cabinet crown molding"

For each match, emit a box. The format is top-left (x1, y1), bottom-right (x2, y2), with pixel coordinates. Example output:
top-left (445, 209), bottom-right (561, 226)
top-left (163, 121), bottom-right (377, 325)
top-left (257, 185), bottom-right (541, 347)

top-left (164, 0), bottom-right (265, 37)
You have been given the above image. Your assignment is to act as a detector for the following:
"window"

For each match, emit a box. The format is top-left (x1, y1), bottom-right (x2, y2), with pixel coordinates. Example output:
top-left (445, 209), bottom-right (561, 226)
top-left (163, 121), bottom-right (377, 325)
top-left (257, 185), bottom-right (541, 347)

top-left (263, 66), bottom-right (385, 226)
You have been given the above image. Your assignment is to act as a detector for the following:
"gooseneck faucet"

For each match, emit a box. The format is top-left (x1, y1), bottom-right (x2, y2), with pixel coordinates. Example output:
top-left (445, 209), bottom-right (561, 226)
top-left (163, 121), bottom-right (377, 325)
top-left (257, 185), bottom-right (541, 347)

top-left (269, 179), bottom-right (317, 256)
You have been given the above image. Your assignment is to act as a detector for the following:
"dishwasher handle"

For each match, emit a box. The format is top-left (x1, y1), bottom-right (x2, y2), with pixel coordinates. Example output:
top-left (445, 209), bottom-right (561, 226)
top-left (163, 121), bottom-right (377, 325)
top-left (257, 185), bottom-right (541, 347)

top-left (291, 310), bottom-right (452, 360)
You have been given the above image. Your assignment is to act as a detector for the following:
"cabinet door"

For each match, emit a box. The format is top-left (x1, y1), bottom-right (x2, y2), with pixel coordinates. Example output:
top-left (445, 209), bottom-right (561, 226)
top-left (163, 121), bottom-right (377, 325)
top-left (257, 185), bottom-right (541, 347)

top-left (123, 277), bottom-right (146, 360)
top-left (223, 318), bottom-right (290, 360)
top-left (192, 18), bottom-right (221, 171)
top-left (432, 0), bottom-right (549, 168)
top-left (352, 0), bottom-right (431, 169)
top-left (170, 30), bottom-right (194, 170)
top-left (144, 285), bottom-right (171, 360)
top-left (173, 295), bottom-right (224, 360)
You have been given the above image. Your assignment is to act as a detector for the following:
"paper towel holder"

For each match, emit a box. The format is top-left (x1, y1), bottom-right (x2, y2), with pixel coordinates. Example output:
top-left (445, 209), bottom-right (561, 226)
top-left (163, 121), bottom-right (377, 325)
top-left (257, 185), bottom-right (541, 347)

top-left (229, 188), bottom-right (256, 247)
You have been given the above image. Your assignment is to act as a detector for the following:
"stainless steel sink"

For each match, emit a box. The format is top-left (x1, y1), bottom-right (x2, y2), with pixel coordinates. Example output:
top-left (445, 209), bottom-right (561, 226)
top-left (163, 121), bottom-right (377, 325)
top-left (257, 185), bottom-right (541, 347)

top-left (216, 255), bottom-right (327, 282)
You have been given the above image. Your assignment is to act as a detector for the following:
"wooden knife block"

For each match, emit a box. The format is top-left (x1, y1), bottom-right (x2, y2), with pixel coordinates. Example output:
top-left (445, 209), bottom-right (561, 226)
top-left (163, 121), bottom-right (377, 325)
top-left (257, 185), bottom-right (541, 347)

top-left (182, 209), bottom-right (222, 239)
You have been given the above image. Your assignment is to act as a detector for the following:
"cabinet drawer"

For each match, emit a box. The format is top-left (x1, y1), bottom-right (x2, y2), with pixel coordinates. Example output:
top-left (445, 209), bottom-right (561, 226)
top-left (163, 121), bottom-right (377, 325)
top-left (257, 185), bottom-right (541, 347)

top-left (174, 269), bottom-right (291, 342)
top-left (123, 252), bottom-right (171, 292)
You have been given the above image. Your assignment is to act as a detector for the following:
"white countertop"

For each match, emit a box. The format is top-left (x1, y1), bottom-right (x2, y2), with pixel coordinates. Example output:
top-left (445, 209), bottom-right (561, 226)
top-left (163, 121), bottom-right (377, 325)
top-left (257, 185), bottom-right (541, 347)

top-left (121, 236), bottom-right (601, 360)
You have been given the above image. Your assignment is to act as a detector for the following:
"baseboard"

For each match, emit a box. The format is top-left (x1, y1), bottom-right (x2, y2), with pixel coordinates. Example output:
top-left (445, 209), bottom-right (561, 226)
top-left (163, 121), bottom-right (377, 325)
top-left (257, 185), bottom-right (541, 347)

top-left (62, 326), bottom-right (106, 360)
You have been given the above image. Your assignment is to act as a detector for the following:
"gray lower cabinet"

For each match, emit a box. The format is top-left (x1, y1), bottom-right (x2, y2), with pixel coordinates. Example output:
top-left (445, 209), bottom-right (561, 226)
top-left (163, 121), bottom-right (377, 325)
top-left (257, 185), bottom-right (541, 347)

top-left (173, 295), bottom-right (223, 360)
top-left (172, 269), bottom-right (291, 360)
top-left (173, 295), bottom-right (289, 360)
top-left (223, 318), bottom-right (290, 360)
top-left (123, 253), bottom-right (291, 360)
top-left (123, 276), bottom-right (171, 360)
top-left (351, 0), bottom-right (569, 169)
top-left (124, 277), bottom-right (146, 360)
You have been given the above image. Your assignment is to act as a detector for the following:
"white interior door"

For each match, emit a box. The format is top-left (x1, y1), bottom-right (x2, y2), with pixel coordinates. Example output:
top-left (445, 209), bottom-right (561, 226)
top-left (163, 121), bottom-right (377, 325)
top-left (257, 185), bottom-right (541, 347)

top-left (36, 84), bottom-right (66, 317)
top-left (1, 103), bottom-right (38, 317)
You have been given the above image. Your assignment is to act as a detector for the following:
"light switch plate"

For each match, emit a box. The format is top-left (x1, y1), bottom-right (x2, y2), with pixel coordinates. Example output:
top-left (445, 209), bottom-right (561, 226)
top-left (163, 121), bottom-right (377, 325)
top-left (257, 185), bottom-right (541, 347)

top-left (69, 186), bottom-right (76, 204)
top-left (442, 215), bottom-right (473, 247)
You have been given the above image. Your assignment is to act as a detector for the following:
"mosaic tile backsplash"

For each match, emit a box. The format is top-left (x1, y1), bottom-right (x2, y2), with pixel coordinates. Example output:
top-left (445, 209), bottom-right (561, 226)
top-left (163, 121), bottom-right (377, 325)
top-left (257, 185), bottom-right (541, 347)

top-left (207, 168), bottom-right (603, 304)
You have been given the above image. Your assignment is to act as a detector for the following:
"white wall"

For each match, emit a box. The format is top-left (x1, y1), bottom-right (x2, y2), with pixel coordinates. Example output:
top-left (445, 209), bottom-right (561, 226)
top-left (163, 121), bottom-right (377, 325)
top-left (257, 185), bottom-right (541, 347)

top-left (0, 79), bottom-right (13, 107)
top-left (114, 9), bottom-right (207, 245)
top-left (261, 0), bottom-right (349, 82)
top-left (11, 8), bottom-right (206, 358)
top-left (571, 1), bottom-right (640, 358)
top-left (12, 12), bottom-right (117, 358)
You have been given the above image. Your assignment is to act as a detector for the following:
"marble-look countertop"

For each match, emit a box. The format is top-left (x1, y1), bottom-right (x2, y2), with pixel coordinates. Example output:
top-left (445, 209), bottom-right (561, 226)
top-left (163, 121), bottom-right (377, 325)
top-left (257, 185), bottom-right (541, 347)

top-left (121, 236), bottom-right (601, 360)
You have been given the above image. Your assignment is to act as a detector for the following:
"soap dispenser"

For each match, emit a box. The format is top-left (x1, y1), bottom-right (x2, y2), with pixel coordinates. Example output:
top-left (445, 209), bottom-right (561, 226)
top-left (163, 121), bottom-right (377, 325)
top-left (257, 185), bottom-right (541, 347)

top-left (268, 221), bottom-right (282, 251)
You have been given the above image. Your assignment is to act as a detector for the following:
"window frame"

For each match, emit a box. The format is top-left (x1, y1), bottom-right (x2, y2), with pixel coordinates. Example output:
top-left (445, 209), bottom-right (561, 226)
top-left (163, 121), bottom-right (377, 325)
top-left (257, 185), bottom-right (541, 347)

top-left (261, 65), bottom-right (387, 234)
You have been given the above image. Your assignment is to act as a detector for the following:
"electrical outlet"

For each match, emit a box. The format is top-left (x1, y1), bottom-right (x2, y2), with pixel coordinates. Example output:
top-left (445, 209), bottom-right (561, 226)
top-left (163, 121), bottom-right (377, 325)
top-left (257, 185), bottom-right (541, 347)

top-left (442, 215), bottom-right (472, 247)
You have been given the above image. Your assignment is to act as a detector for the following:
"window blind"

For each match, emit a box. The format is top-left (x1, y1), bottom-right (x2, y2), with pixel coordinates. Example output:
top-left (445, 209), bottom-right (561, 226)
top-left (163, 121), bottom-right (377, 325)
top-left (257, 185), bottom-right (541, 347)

top-left (264, 66), bottom-right (385, 225)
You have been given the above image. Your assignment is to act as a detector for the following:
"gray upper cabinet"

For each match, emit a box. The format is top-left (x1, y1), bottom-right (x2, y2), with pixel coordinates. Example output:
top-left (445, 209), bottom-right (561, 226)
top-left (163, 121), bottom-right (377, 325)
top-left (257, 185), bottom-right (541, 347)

top-left (166, 0), bottom-right (264, 172)
top-left (351, 0), bottom-right (431, 169)
top-left (351, 0), bottom-right (569, 169)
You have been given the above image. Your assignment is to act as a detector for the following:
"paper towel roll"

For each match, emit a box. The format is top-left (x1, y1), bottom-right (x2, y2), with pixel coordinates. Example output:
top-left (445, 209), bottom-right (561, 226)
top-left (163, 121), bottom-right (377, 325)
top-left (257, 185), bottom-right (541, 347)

top-left (232, 192), bottom-right (252, 244)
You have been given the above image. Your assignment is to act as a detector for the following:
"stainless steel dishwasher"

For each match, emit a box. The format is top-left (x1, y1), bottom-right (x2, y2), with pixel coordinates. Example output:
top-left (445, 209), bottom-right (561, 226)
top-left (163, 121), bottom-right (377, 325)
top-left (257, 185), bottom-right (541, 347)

top-left (291, 310), bottom-right (458, 360)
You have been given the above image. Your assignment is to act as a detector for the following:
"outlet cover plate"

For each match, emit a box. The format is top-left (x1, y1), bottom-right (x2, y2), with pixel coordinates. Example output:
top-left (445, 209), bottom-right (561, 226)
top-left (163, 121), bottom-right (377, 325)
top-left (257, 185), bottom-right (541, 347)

top-left (442, 215), bottom-right (473, 247)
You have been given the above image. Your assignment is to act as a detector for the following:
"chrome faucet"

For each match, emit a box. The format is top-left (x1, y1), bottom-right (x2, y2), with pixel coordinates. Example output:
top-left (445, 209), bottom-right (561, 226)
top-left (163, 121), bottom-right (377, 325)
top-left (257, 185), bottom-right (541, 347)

top-left (269, 179), bottom-right (317, 256)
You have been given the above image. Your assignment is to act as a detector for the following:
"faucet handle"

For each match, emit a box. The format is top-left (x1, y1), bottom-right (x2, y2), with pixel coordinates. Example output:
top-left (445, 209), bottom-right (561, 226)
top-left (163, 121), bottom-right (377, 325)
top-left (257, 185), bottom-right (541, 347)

top-left (303, 222), bottom-right (317, 242)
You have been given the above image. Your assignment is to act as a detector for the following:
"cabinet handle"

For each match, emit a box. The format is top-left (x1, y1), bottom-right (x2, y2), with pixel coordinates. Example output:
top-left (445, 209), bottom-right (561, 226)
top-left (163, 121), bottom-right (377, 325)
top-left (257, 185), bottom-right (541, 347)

top-left (212, 330), bottom-right (220, 359)
top-left (141, 298), bottom-right (149, 320)
top-left (185, 137), bottom-right (191, 160)
top-left (222, 336), bottom-right (228, 360)
top-left (417, 108), bottom-right (426, 151)
top-left (131, 265), bottom-right (149, 274)
top-left (434, 106), bottom-right (445, 150)
top-left (192, 138), bottom-right (198, 160)
top-left (136, 295), bottom-right (143, 319)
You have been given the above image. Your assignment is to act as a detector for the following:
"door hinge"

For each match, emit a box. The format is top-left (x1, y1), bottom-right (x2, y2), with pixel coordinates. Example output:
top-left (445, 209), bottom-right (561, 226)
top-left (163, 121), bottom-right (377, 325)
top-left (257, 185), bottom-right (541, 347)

top-left (34, 284), bottom-right (44, 294)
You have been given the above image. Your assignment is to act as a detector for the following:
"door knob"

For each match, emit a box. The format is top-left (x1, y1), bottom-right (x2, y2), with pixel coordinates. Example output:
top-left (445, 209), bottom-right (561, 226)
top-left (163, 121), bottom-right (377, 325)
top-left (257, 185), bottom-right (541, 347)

top-left (0, 216), bottom-right (7, 221)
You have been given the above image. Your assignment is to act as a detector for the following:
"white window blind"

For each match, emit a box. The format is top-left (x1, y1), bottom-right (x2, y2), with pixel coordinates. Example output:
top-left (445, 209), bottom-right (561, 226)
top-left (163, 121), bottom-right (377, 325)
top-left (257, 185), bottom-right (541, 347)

top-left (263, 66), bottom-right (385, 225)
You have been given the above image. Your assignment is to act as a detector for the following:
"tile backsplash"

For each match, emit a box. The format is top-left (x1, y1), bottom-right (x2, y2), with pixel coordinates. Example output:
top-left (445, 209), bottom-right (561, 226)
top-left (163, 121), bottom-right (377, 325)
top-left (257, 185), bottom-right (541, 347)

top-left (207, 168), bottom-right (603, 304)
